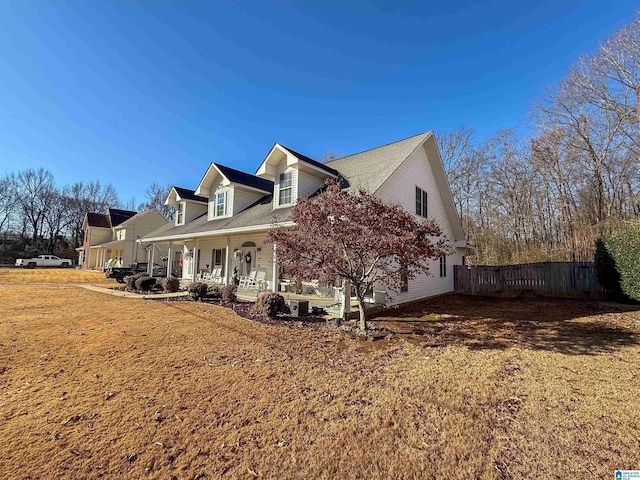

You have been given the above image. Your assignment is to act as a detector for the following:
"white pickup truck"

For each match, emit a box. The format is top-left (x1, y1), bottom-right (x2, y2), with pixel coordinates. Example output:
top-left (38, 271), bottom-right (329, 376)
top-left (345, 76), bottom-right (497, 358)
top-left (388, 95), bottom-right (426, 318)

top-left (15, 255), bottom-right (72, 268)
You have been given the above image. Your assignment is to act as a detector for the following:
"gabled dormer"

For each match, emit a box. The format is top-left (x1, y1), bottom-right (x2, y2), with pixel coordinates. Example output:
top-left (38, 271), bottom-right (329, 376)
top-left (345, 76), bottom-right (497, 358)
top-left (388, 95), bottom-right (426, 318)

top-left (165, 187), bottom-right (208, 226)
top-left (194, 163), bottom-right (273, 221)
top-left (256, 143), bottom-right (339, 209)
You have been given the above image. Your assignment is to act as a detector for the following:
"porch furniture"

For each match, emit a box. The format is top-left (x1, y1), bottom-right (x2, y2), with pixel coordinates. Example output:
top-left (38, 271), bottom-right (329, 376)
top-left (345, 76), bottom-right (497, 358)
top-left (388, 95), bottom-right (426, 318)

top-left (211, 267), bottom-right (223, 284)
top-left (239, 270), bottom-right (257, 288)
top-left (246, 270), bottom-right (266, 290)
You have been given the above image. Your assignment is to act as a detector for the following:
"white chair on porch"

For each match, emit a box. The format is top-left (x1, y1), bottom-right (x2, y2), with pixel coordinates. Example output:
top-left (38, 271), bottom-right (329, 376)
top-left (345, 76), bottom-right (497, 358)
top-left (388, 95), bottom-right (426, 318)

top-left (246, 270), bottom-right (266, 290)
top-left (210, 267), bottom-right (222, 284)
top-left (239, 270), bottom-right (257, 288)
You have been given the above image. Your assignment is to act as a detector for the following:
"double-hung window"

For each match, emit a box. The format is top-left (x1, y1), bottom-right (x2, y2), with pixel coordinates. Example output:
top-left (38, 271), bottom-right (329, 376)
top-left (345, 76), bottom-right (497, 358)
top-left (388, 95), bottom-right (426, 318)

top-left (439, 255), bottom-right (447, 278)
top-left (416, 186), bottom-right (428, 218)
top-left (215, 191), bottom-right (227, 217)
top-left (279, 171), bottom-right (292, 206)
top-left (176, 203), bottom-right (184, 225)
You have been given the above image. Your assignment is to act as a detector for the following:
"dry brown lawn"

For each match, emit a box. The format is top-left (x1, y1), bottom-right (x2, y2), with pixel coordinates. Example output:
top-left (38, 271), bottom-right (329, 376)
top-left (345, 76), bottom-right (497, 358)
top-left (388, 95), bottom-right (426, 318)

top-left (0, 271), bottom-right (639, 479)
top-left (0, 268), bottom-right (109, 285)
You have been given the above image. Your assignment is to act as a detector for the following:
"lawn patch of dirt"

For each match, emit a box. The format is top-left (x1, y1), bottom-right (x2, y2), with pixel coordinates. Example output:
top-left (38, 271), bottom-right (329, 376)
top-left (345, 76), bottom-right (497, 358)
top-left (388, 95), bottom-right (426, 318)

top-left (1, 278), bottom-right (639, 479)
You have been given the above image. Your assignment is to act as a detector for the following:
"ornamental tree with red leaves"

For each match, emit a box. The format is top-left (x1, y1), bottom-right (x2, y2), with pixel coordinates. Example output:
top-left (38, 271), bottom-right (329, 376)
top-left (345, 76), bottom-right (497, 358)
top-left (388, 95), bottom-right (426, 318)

top-left (266, 180), bottom-right (450, 331)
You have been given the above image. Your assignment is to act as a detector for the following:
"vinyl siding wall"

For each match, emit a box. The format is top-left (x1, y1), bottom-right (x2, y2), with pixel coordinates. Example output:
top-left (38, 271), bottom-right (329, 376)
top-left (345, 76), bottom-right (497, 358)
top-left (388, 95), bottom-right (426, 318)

top-left (374, 143), bottom-right (462, 305)
top-left (296, 169), bottom-right (326, 198)
top-left (233, 188), bottom-right (264, 215)
top-left (185, 201), bottom-right (208, 224)
top-left (88, 227), bottom-right (112, 246)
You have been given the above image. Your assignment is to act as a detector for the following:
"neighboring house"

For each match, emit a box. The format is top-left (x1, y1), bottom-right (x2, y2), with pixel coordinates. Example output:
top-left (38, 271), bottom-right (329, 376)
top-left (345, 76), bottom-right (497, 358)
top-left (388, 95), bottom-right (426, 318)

top-left (78, 208), bottom-right (170, 270)
top-left (141, 132), bottom-right (471, 304)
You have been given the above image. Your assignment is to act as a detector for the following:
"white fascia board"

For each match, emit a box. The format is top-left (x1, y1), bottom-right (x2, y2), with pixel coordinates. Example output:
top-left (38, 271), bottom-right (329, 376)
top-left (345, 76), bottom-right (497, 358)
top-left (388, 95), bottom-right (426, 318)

top-left (195, 163), bottom-right (228, 196)
top-left (139, 221), bottom-right (296, 243)
top-left (165, 187), bottom-right (178, 206)
top-left (424, 134), bottom-right (466, 242)
top-left (255, 143), bottom-right (282, 177)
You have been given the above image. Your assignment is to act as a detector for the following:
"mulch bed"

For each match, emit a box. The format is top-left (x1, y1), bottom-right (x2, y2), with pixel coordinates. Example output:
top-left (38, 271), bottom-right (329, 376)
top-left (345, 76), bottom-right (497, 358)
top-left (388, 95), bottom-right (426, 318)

top-left (148, 293), bottom-right (337, 331)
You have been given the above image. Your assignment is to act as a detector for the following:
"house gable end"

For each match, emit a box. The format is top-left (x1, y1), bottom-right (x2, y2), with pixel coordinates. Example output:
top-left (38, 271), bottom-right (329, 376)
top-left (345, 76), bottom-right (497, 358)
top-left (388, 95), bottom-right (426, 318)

top-left (374, 133), bottom-right (464, 242)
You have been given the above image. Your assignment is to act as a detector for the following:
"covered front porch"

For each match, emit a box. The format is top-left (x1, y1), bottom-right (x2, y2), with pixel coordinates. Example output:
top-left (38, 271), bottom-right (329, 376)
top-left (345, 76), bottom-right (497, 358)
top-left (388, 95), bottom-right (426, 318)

top-left (143, 231), bottom-right (385, 319)
top-left (152, 231), bottom-right (286, 292)
top-left (91, 240), bottom-right (126, 270)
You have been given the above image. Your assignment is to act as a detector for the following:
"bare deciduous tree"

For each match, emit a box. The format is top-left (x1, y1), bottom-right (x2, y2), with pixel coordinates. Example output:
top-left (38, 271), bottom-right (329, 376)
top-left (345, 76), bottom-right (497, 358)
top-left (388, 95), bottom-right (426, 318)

top-left (138, 182), bottom-right (174, 219)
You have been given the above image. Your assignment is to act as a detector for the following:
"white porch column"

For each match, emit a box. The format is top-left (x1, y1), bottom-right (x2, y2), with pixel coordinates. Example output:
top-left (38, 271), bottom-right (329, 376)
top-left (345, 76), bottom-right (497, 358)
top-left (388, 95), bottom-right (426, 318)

top-left (146, 247), bottom-right (152, 275)
top-left (149, 244), bottom-right (156, 277)
top-left (167, 242), bottom-right (173, 277)
top-left (340, 280), bottom-right (351, 317)
top-left (224, 236), bottom-right (231, 285)
top-left (100, 249), bottom-right (106, 269)
top-left (192, 240), bottom-right (199, 283)
top-left (272, 242), bottom-right (278, 292)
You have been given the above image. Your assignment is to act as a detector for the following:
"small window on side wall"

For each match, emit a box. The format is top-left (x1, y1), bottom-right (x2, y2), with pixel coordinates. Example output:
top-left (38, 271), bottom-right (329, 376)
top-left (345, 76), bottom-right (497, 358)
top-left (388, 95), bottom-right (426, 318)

top-left (416, 186), bottom-right (427, 218)
top-left (400, 267), bottom-right (408, 292)
top-left (439, 255), bottom-right (447, 277)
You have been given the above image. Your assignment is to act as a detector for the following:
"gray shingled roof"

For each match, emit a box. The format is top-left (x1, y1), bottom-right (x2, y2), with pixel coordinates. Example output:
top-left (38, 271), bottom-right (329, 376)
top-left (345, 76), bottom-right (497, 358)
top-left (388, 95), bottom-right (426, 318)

top-left (279, 145), bottom-right (339, 177)
top-left (144, 196), bottom-right (294, 241)
top-left (324, 132), bottom-right (430, 193)
top-left (142, 132), bottom-right (434, 241)
top-left (114, 209), bottom-right (168, 229)
top-left (174, 186), bottom-right (207, 203)
top-left (86, 212), bottom-right (111, 228)
top-left (108, 208), bottom-right (137, 227)
top-left (215, 163), bottom-right (274, 192)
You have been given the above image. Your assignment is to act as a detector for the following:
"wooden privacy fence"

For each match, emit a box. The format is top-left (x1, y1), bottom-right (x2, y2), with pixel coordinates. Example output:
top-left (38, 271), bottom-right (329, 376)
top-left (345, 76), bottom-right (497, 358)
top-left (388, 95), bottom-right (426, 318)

top-left (454, 262), bottom-right (603, 298)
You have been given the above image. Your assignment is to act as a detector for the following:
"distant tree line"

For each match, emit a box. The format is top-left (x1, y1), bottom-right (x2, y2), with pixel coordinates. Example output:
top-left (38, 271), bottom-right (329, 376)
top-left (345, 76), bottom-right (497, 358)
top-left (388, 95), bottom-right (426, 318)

top-left (0, 169), bottom-right (174, 264)
top-left (438, 13), bottom-right (640, 265)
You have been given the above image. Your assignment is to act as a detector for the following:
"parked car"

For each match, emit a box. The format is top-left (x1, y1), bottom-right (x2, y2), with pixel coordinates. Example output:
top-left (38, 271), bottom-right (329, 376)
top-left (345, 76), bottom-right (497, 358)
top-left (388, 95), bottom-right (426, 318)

top-left (105, 263), bottom-right (167, 283)
top-left (15, 255), bottom-right (72, 268)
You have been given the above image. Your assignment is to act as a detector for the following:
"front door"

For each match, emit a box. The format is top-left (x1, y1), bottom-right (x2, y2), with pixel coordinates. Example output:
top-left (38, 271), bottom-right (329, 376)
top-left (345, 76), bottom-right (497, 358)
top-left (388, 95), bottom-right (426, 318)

top-left (240, 241), bottom-right (257, 276)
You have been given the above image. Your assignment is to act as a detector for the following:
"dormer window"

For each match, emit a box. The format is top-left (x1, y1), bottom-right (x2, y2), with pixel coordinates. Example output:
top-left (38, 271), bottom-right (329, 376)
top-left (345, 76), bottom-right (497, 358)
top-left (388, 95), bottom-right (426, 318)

top-left (279, 171), bottom-right (292, 205)
top-left (215, 191), bottom-right (227, 217)
top-left (176, 202), bottom-right (185, 225)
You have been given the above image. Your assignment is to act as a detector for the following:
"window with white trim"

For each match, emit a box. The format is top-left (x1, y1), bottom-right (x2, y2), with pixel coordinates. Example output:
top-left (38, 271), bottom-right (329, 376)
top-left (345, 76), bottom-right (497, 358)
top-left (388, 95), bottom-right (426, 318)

top-left (416, 186), bottom-right (428, 218)
top-left (176, 202), bottom-right (184, 225)
top-left (215, 191), bottom-right (227, 217)
top-left (439, 255), bottom-right (447, 277)
top-left (278, 171), bottom-right (293, 206)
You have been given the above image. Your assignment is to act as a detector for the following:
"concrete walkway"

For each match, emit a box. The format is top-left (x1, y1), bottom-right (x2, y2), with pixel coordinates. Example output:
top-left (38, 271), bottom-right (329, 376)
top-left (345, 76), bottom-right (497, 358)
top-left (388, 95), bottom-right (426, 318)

top-left (77, 284), bottom-right (189, 300)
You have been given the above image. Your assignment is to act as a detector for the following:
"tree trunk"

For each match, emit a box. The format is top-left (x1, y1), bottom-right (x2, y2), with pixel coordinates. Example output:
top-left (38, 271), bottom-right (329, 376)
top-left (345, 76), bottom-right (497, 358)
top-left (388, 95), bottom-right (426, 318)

top-left (357, 299), bottom-right (367, 332)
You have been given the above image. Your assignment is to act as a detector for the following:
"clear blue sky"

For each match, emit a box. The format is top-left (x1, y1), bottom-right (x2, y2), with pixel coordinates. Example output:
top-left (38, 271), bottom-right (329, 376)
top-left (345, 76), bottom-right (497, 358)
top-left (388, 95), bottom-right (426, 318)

top-left (0, 1), bottom-right (637, 204)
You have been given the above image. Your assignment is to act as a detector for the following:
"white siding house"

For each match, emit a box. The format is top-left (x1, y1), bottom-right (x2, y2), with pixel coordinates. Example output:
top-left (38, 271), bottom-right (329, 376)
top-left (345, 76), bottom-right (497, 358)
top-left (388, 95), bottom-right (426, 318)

top-left (141, 132), bottom-right (471, 309)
